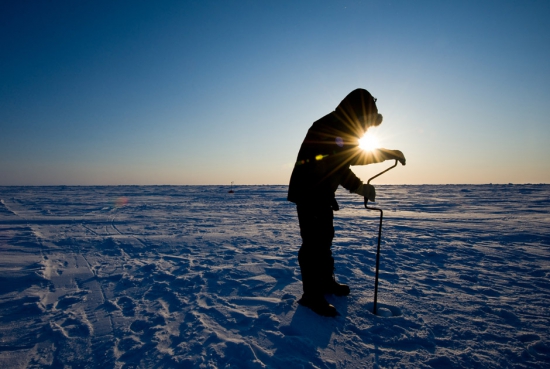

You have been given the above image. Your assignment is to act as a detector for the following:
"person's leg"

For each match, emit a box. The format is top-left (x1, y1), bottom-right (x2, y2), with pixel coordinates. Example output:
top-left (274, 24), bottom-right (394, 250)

top-left (296, 204), bottom-right (338, 316)
top-left (297, 204), bottom-right (334, 293)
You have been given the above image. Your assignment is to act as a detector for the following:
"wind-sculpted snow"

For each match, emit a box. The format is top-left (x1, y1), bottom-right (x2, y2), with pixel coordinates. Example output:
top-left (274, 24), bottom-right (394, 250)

top-left (0, 185), bottom-right (549, 368)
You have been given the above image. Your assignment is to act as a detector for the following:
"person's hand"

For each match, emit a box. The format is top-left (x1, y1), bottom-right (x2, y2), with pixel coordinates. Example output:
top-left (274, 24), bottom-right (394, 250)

top-left (353, 184), bottom-right (376, 202)
top-left (390, 150), bottom-right (406, 166)
top-left (378, 148), bottom-right (406, 165)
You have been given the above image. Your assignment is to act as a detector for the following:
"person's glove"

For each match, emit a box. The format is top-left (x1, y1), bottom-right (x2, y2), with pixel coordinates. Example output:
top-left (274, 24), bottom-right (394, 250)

top-left (377, 148), bottom-right (406, 166)
top-left (390, 150), bottom-right (406, 165)
top-left (353, 183), bottom-right (376, 202)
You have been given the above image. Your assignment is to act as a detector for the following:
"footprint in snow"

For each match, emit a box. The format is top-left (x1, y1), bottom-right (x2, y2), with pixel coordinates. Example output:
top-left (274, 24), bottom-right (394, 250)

top-left (117, 296), bottom-right (136, 317)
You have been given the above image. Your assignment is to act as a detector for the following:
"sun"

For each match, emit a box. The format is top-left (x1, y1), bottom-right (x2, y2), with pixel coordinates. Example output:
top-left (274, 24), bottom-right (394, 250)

top-left (358, 132), bottom-right (380, 151)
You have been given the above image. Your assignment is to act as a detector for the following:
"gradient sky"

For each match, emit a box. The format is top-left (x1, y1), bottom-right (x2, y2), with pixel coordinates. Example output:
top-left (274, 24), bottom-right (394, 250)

top-left (1, 0), bottom-right (549, 185)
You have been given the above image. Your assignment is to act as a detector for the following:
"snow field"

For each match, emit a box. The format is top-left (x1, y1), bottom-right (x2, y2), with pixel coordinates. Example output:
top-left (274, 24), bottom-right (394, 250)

top-left (0, 185), bottom-right (549, 368)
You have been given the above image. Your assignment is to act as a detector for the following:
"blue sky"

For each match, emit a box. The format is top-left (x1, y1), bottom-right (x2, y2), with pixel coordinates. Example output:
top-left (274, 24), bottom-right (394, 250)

top-left (1, 0), bottom-right (549, 185)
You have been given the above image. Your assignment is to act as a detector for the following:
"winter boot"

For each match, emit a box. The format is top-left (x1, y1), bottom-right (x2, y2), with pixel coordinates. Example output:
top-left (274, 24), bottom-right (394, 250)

top-left (298, 294), bottom-right (338, 317)
top-left (325, 275), bottom-right (350, 296)
top-left (322, 258), bottom-right (350, 297)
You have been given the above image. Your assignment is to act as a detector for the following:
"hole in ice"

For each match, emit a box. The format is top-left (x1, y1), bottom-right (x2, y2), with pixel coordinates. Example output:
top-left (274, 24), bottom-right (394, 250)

top-left (365, 302), bottom-right (402, 317)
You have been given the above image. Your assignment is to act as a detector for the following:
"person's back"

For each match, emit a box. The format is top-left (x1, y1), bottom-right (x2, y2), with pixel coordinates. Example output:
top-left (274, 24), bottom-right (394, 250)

top-left (288, 112), bottom-right (361, 207)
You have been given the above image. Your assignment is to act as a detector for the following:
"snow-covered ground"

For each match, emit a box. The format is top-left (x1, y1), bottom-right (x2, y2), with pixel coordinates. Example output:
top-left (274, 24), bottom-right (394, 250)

top-left (0, 185), bottom-right (549, 368)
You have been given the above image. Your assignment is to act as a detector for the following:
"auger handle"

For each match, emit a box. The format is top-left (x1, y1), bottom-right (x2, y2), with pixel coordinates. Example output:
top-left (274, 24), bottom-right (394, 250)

top-left (367, 159), bottom-right (398, 185)
top-left (364, 160), bottom-right (398, 207)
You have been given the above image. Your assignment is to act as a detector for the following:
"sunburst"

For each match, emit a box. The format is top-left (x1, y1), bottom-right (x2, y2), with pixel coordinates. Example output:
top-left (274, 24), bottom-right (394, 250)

top-left (358, 132), bottom-right (380, 151)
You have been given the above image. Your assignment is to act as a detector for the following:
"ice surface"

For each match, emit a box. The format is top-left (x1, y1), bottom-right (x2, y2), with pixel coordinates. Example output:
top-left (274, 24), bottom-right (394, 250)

top-left (0, 185), bottom-right (549, 368)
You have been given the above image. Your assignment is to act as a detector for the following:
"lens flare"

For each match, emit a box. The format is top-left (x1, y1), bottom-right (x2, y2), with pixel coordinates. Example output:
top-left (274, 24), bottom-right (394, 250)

top-left (358, 132), bottom-right (380, 152)
top-left (114, 197), bottom-right (128, 208)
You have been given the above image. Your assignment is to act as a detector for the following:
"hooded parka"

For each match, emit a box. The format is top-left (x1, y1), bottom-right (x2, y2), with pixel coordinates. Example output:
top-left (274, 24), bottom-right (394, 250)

top-left (287, 88), bottom-right (385, 208)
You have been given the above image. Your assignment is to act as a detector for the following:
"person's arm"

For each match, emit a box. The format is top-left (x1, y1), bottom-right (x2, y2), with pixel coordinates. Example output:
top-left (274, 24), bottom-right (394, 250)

top-left (340, 168), bottom-right (363, 193)
top-left (350, 148), bottom-right (406, 166)
top-left (340, 168), bottom-right (376, 201)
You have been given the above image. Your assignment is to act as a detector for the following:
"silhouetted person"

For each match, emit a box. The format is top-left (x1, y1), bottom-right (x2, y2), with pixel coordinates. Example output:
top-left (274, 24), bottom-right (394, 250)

top-left (288, 88), bottom-right (406, 317)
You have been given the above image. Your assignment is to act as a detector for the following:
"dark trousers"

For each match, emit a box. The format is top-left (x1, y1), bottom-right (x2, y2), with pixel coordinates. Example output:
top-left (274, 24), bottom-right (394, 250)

top-left (297, 203), bottom-right (335, 295)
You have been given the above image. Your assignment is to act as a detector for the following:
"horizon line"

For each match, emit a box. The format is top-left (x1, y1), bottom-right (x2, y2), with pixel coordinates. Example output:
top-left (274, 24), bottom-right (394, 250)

top-left (1, 183), bottom-right (549, 187)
